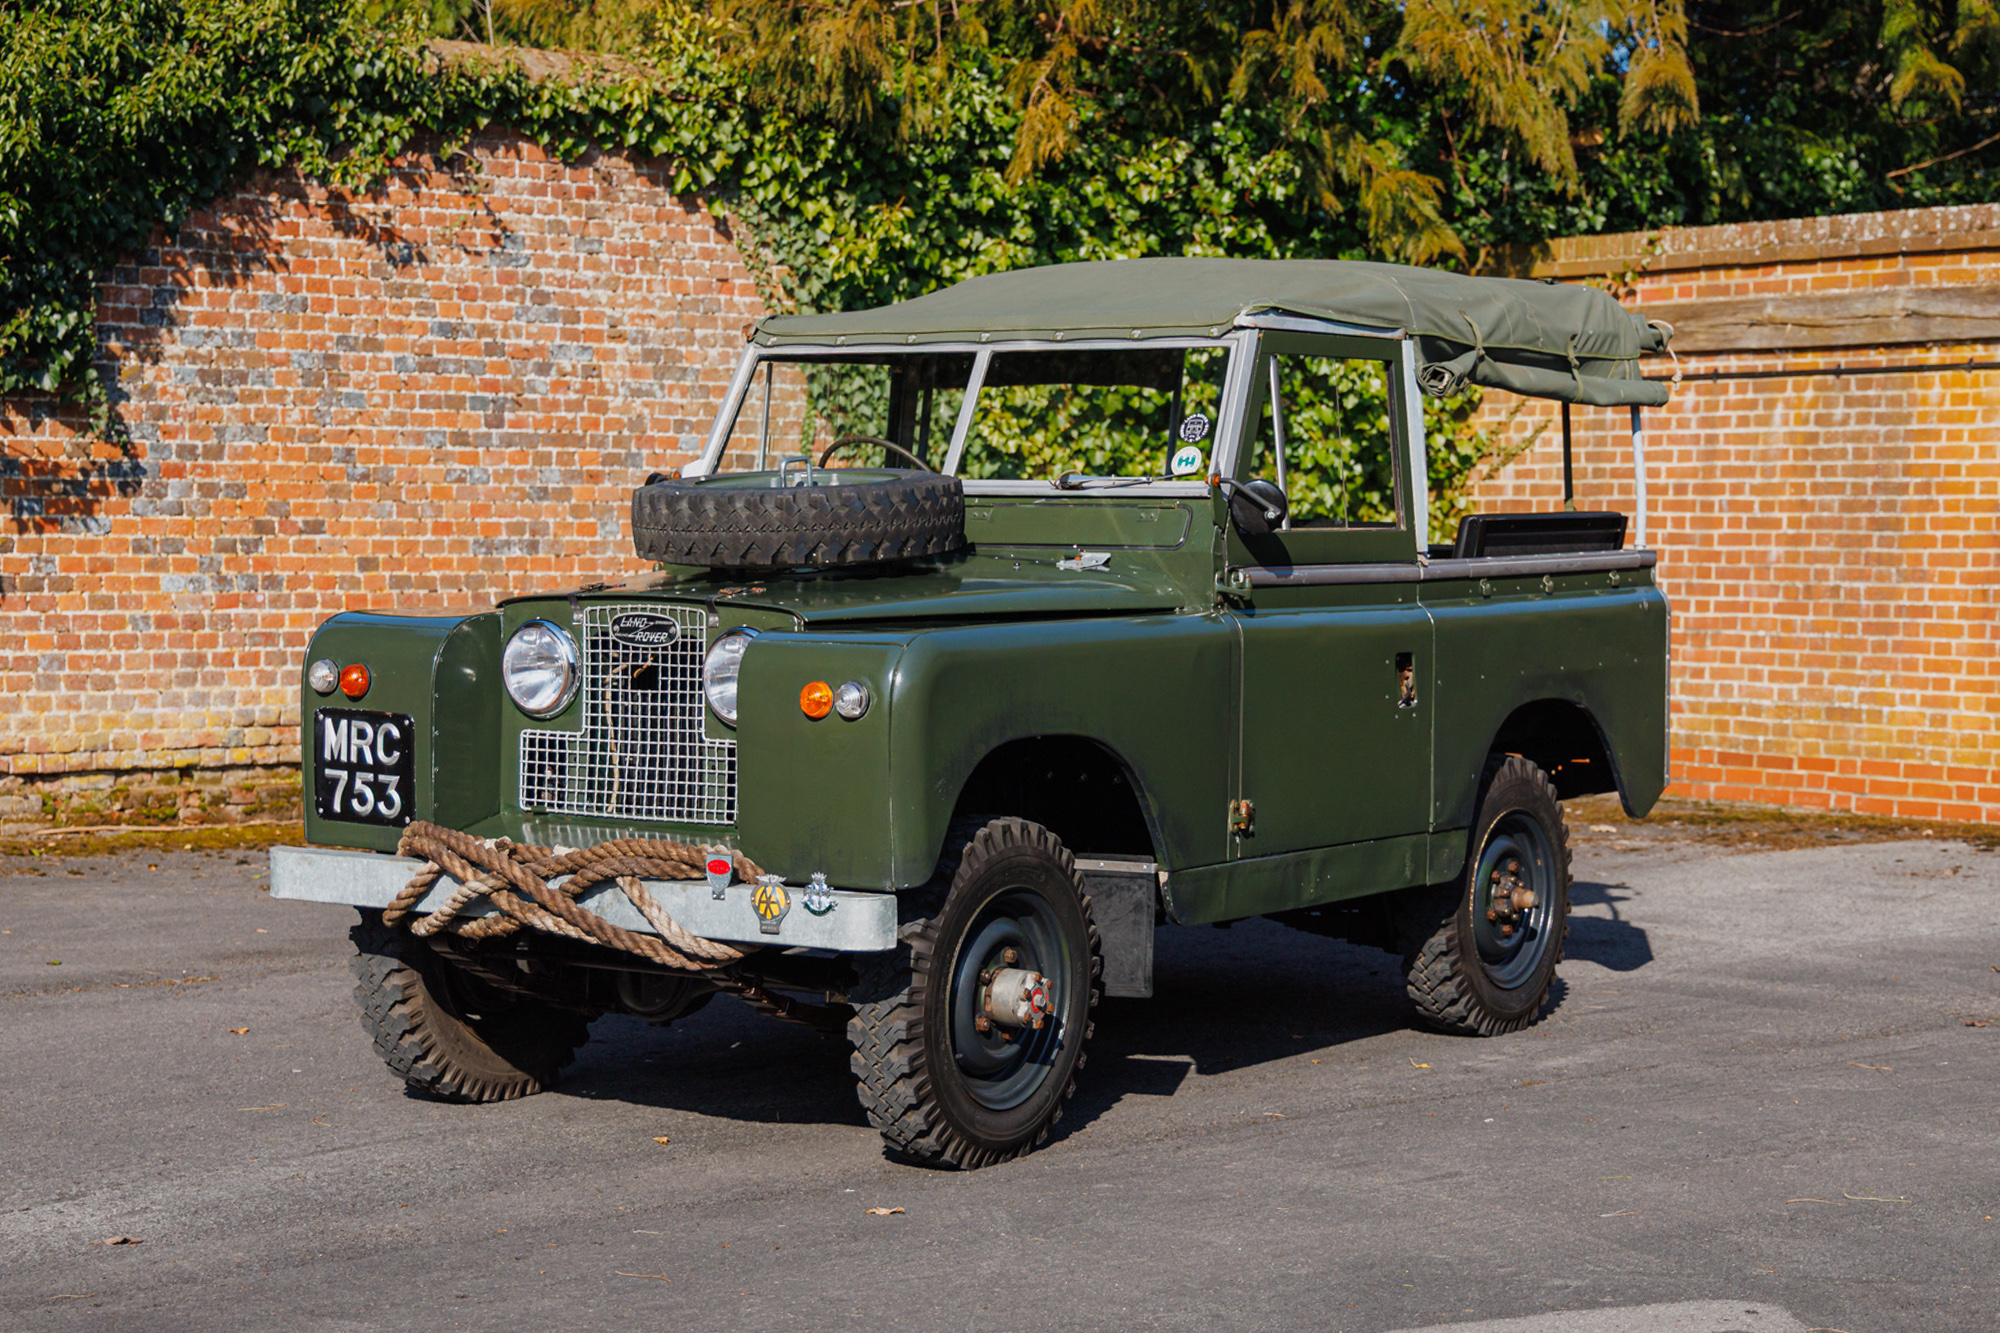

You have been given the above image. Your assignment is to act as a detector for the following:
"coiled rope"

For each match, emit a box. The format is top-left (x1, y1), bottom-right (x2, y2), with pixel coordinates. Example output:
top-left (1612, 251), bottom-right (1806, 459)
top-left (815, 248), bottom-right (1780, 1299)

top-left (386, 821), bottom-right (762, 971)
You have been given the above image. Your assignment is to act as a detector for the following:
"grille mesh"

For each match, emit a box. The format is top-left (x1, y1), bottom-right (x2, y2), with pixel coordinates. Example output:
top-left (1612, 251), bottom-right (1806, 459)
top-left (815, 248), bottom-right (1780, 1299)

top-left (519, 603), bottom-right (736, 825)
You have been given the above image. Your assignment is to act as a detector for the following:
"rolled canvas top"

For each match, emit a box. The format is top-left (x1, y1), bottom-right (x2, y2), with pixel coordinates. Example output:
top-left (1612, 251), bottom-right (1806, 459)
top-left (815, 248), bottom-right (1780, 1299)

top-left (756, 257), bottom-right (1674, 407)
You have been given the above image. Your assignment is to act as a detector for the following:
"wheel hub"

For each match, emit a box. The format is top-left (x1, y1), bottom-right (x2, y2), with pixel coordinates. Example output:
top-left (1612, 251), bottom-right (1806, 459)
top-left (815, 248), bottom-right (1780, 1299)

top-left (969, 945), bottom-right (1056, 1038)
top-left (1484, 858), bottom-right (1539, 937)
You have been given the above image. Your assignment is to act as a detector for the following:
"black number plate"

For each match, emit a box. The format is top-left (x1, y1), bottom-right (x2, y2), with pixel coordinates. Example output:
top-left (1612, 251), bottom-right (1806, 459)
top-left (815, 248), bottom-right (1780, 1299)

top-left (313, 708), bottom-right (416, 827)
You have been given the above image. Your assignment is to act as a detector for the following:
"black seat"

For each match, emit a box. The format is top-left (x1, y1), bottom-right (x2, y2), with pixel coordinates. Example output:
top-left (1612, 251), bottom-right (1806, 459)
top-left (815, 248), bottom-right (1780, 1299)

top-left (1451, 511), bottom-right (1627, 559)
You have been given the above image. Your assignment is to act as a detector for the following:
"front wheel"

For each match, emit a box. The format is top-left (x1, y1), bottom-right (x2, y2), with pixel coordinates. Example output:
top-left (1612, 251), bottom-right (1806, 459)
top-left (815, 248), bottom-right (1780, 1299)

top-left (1400, 756), bottom-right (1572, 1035)
top-left (848, 818), bottom-right (1102, 1168)
top-left (349, 916), bottom-right (592, 1102)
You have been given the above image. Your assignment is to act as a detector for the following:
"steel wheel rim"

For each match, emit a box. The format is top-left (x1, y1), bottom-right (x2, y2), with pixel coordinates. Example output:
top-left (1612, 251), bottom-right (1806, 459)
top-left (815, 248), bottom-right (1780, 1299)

top-left (1469, 813), bottom-right (1557, 990)
top-left (946, 886), bottom-right (1070, 1112)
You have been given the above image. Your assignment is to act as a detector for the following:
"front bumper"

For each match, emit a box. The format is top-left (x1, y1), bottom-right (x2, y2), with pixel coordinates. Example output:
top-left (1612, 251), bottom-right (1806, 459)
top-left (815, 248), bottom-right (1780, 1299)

top-left (268, 845), bottom-right (899, 953)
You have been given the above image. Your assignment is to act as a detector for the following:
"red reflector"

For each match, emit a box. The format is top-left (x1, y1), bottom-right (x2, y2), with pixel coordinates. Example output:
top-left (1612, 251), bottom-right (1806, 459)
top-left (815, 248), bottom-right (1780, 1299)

top-left (338, 663), bottom-right (370, 699)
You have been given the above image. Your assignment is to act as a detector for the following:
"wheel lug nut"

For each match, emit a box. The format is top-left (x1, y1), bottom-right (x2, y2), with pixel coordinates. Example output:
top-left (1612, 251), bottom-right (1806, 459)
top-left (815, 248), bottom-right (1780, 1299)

top-left (974, 1014), bottom-right (991, 1033)
top-left (1001, 947), bottom-right (1019, 965)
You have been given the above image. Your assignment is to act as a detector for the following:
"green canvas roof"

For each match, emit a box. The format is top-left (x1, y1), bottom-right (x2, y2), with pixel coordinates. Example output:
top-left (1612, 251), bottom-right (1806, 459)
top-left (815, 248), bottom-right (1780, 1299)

top-left (756, 257), bottom-right (1674, 406)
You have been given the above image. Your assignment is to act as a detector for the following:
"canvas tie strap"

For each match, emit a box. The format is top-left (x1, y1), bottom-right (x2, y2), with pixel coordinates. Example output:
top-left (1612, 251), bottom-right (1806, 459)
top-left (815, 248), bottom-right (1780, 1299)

top-left (385, 821), bottom-right (759, 971)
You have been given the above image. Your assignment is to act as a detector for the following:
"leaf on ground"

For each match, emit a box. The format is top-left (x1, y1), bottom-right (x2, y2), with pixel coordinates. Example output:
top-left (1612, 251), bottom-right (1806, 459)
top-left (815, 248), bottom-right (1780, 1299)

top-left (235, 1104), bottom-right (286, 1112)
top-left (1843, 1191), bottom-right (1912, 1203)
top-left (616, 1272), bottom-right (672, 1281)
top-left (90, 1237), bottom-right (141, 1245)
top-left (1409, 1058), bottom-right (1431, 1069)
top-left (864, 1206), bottom-right (904, 1216)
top-left (1846, 1062), bottom-right (1892, 1071)
top-left (1588, 824), bottom-right (1619, 832)
top-left (45, 960), bottom-right (61, 966)
top-left (1967, 1019), bottom-right (1992, 1027)
top-left (227, 1027), bottom-right (249, 1035)
top-left (652, 1136), bottom-right (670, 1145)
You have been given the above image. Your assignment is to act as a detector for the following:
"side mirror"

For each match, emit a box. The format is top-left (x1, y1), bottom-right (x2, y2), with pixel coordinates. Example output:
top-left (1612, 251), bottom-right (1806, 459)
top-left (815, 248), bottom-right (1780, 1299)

top-left (1225, 479), bottom-right (1288, 537)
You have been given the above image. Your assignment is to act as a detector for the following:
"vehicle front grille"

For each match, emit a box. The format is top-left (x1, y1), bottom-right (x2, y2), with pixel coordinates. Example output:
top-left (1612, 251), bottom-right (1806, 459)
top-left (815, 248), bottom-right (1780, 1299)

top-left (518, 603), bottom-right (736, 826)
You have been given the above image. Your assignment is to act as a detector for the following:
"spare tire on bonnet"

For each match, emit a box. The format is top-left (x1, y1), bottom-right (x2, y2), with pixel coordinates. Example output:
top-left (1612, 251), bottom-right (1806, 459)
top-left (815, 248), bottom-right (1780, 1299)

top-left (631, 468), bottom-right (966, 570)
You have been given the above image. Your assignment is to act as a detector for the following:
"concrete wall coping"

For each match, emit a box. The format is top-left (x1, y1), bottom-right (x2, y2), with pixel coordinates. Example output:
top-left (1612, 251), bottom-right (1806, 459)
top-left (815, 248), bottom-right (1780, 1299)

top-left (1502, 203), bottom-right (2000, 280)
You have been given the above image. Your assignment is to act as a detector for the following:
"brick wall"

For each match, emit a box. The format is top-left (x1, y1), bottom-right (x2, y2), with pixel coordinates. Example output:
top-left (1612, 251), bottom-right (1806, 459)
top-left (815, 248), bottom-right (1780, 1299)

top-left (0, 131), bottom-right (767, 826)
top-left (1471, 204), bottom-right (2000, 823)
top-left (4, 155), bottom-right (1995, 828)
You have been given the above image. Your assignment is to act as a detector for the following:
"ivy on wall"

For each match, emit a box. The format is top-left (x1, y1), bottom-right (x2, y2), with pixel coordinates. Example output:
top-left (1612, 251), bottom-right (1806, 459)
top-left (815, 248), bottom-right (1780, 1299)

top-left (0, 0), bottom-right (1524, 523)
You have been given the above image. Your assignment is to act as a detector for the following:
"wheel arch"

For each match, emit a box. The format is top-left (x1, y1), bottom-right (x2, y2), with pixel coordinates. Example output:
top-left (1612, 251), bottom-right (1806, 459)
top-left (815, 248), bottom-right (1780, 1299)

top-left (1484, 698), bottom-right (1626, 806)
top-left (940, 734), bottom-right (1163, 879)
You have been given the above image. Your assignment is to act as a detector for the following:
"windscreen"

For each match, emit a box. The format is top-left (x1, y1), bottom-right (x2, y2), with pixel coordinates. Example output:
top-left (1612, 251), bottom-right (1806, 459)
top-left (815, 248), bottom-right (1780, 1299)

top-left (716, 353), bottom-right (976, 472)
top-left (957, 345), bottom-right (1231, 482)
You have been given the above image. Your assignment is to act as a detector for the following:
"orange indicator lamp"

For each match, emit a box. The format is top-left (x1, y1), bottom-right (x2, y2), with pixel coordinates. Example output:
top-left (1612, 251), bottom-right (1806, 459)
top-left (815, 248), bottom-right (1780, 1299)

top-left (339, 663), bottom-right (371, 699)
top-left (799, 680), bottom-right (833, 719)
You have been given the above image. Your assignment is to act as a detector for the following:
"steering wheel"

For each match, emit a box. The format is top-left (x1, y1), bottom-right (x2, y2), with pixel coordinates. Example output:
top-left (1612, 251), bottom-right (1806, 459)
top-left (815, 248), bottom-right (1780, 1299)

top-left (817, 434), bottom-right (937, 472)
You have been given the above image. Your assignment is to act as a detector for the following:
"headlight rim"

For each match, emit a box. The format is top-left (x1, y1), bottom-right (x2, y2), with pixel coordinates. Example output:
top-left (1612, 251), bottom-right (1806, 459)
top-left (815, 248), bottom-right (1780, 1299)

top-left (702, 626), bottom-right (760, 727)
top-left (503, 619), bottom-right (581, 719)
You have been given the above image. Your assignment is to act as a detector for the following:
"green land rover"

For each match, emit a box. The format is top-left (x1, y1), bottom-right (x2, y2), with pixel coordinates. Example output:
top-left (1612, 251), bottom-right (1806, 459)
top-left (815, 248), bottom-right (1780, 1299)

top-left (271, 258), bottom-right (1675, 1168)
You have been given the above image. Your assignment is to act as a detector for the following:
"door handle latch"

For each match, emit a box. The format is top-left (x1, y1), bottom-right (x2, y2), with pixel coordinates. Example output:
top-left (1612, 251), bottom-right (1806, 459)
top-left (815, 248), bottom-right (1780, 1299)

top-left (1229, 799), bottom-right (1256, 836)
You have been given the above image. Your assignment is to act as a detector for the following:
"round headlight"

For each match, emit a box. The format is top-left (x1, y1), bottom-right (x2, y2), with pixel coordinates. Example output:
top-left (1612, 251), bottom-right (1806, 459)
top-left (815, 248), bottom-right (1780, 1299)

top-left (306, 659), bottom-right (339, 695)
top-left (503, 621), bottom-right (579, 718)
top-left (702, 628), bottom-right (759, 726)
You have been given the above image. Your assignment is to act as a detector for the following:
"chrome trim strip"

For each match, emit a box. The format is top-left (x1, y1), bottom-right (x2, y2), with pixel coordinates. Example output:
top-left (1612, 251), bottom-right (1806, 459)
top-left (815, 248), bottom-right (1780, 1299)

top-left (1234, 548), bottom-right (1657, 588)
top-left (268, 845), bottom-right (899, 952)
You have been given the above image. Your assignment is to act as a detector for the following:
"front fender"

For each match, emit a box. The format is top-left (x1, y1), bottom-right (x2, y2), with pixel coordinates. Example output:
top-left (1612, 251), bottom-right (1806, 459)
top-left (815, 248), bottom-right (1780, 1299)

top-left (888, 615), bottom-right (1234, 887)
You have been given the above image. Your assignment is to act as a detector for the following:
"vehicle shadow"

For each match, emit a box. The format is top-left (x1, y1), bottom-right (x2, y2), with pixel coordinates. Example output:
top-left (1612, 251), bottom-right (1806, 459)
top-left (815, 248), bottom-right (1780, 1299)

top-left (1566, 879), bottom-right (1654, 972)
top-left (554, 916), bottom-right (1421, 1133)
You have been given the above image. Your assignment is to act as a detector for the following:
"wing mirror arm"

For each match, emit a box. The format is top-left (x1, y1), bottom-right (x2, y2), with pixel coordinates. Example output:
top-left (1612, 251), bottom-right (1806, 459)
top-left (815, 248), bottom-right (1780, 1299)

top-left (1214, 478), bottom-right (1289, 537)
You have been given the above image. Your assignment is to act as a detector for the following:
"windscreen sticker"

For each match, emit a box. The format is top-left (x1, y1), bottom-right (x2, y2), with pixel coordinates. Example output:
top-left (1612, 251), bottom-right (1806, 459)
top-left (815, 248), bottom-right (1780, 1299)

top-left (1170, 443), bottom-right (1206, 476)
top-left (1178, 413), bottom-right (1212, 443)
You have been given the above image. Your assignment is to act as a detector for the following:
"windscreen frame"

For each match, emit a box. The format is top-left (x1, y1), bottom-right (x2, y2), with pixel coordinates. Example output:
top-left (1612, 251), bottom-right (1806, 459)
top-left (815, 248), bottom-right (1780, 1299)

top-left (689, 333), bottom-right (1259, 496)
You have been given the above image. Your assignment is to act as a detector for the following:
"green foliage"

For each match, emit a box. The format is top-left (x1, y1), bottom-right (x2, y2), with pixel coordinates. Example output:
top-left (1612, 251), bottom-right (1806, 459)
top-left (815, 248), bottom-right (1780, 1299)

top-left (0, 1), bottom-right (449, 420)
top-left (8, 0), bottom-right (1995, 525)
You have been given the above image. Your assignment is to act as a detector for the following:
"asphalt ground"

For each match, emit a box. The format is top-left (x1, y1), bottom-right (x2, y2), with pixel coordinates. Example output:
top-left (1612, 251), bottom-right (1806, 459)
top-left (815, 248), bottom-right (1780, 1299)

top-left (2, 831), bottom-right (1996, 1332)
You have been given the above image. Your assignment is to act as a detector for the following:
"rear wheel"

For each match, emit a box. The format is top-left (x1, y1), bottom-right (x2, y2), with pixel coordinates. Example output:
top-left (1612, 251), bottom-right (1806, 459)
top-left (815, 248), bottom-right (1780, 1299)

top-left (848, 818), bottom-right (1102, 1168)
top-left (349, 915), bottom-right (592, 1102)
top-left (1400, 756), bottom-right (1572, 1035)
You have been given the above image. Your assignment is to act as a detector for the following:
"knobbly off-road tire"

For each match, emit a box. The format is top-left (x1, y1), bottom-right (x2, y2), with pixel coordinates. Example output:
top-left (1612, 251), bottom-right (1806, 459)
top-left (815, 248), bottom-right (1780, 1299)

top-left (349, 915), bottom-right (592, 1103)
top-left (630, 471), bottom-right (965, 570)
top-left (847, 817), bottom-right (1102, 1169)
top-left (1398, 756), bottom-right (1572, 1036)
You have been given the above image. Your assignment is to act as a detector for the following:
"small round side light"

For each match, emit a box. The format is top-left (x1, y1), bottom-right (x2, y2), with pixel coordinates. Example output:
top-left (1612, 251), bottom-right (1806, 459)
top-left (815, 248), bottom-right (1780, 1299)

top-left (833, 681), bottom-right (871, 721)
top-left (307, 659), bottom-right (339, 695)
top-left (799, 680), bottom-right (833, 720)
top-left (339, 663), bottom-right (371, 700)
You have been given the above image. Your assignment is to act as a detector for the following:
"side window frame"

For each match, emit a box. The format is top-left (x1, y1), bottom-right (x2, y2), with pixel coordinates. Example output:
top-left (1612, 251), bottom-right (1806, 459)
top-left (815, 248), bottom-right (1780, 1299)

top-left (1226, 331), bottom-right (1419, 568)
